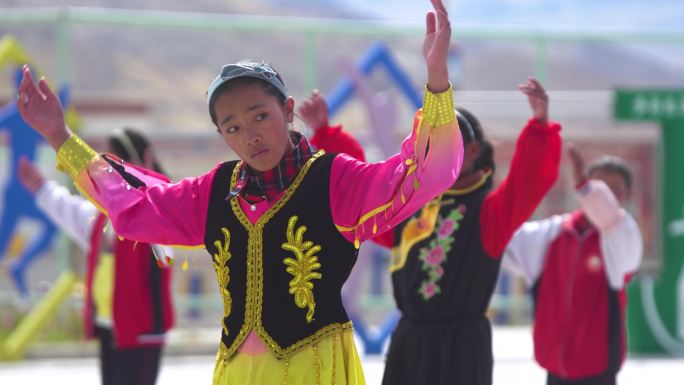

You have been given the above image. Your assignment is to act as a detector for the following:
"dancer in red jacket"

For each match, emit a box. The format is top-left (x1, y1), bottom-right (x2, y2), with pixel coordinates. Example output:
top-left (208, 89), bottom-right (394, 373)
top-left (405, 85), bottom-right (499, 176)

top-left (17, 128), bottom-right (174, 385)
top-left (503, 147), bottom-right (642, 385)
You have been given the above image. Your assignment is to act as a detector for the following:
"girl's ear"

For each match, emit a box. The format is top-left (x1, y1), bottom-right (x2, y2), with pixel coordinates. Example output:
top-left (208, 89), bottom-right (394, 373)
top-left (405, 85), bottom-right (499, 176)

top-left (466, 140), bottom-right (481, 160)
top-left (284, 96), bottom-right (295, 124)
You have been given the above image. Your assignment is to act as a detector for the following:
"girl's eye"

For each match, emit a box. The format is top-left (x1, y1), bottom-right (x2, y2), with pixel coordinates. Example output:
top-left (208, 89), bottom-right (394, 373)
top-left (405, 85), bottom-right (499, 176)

top-left (225, 126), bottom-right (239, 134)
top-left (256, 113), bottom-right (268, 121)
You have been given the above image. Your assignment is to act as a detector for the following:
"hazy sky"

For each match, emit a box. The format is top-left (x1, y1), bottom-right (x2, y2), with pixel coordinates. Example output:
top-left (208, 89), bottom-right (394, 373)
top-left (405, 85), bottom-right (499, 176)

top-left (339, 0), bottom-right (684, 30)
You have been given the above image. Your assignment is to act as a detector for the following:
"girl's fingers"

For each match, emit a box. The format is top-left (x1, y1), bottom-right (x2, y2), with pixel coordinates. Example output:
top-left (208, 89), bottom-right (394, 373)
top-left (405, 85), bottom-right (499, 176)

top-left (38, 78), bottom-right (56, 103)
top-left (22, 66), bottom-right (33, 84)
top-left (435, 9), bottom-right (450, 27)
top-left (528, 77), bottom-right (544, 91)
top-left (22, 73), bottom-right (40, 102)
top-left (26, 95), bottom-right (42, 116)
top-left (518, 86), bottom-right (533, 94)
top-left (17, 93), bottom-right (27, 117)
top-left (18, 73), bottom-right (31, 100)
top-left (426, 11), bottom-right (436, 35)
top-left (431, 0), bottom-right (448, 14)
top-left (22, 68), bottom-right (39, 98)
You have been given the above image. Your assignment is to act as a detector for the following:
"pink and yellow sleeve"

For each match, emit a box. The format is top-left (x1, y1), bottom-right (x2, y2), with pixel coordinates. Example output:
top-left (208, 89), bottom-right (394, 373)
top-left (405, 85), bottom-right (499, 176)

top-left (330, 85), bottom-right (464, 247)
top-left (56, 135), bottom-right (213, 248)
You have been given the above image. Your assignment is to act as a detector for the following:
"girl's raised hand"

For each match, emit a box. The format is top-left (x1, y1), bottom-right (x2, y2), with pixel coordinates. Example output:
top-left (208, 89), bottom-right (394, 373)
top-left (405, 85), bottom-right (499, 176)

top-left (423, 0), bottom-right (452, 93)
top-left (16, 65), bottom-right (71, 150)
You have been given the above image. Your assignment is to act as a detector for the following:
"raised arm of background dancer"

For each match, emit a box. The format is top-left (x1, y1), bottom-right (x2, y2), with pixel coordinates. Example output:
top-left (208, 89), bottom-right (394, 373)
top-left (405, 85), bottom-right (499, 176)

top-left (330, 0), bottom-right (462, 246)
top-left (568, 143), bottom-right (644, 292)
top-left (569, 145), bottom-right (642, 287)
top-left (577, 179), bottom-right (643, 288)
top-left (35, 182), bottom-right (99, 251)
top-left (16, 66), bottom-right (213, 248)
top-left (18, 156), bottom-right (97, 251)
top-left (299, 89), bottom-right (366, 162)
top-left (479, 77), bottom-right (562, 257)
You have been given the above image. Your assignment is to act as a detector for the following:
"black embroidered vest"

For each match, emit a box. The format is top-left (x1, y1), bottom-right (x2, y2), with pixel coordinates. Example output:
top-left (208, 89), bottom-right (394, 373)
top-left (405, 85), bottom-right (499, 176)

top-left (390, 177), bottom-right (502, 322)
top-left (204, 152), bottom-right (357, 361)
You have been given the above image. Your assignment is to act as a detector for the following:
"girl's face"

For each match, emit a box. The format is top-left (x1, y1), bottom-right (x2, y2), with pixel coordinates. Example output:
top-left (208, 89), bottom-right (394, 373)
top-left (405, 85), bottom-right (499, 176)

top-left (457, 140), bottom-right (481, 179)
top-left (213, 82), bottom-right (295, 172)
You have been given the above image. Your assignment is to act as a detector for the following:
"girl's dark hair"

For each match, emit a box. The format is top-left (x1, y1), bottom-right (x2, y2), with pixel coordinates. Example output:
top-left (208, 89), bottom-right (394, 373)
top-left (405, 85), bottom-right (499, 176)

top-left (209, 61), bottom-right (287, 127)
top-left (587, 156), bottom-right (633, 192)
top-left (456, 107), bottom-right (496, 175)
top-left (108, 128), bottom-right (166, 175)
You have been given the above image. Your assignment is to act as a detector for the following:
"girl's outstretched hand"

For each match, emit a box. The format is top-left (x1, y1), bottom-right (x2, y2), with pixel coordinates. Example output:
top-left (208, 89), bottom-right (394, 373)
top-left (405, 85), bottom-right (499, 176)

top-left (16, 65), bottom-right (71, 150)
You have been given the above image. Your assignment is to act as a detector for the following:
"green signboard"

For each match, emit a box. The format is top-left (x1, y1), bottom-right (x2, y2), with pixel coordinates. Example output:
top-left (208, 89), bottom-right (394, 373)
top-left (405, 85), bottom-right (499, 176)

top-left (616, 89), bottom-right (684, 354)
top-left (615, 89), bottom-right (684, 121)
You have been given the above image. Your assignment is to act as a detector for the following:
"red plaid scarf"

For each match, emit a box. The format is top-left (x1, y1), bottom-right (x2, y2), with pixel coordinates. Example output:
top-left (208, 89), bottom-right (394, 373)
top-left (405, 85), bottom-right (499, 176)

top-left (228, 131), bottom-right (316, 203)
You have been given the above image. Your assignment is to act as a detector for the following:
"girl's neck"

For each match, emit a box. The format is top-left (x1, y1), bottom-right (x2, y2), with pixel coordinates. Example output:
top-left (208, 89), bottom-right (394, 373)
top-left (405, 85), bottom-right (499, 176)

top-left (451, 169), bottom-right (485, 190)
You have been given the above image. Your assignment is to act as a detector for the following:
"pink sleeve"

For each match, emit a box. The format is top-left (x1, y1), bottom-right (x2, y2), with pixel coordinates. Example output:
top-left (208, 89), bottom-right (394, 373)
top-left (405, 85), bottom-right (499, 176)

top-left (74, 155), bottom-right (217, 248)
top-left (330, 109), bottom-right (463, 246)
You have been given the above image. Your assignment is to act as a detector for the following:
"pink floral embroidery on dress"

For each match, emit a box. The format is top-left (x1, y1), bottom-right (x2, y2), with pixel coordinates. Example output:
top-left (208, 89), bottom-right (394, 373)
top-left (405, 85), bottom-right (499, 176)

top-left (425, 245), bottom-right (446, 265)
top-left (438, 219), bottom-right (455, 239)
top-left (417, 204), bottom-right (466, 301)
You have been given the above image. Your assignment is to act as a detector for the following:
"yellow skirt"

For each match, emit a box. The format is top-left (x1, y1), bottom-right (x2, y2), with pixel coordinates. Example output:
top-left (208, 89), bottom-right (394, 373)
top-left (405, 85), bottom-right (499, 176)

top-left (212, 329), bottom-right (366, 385)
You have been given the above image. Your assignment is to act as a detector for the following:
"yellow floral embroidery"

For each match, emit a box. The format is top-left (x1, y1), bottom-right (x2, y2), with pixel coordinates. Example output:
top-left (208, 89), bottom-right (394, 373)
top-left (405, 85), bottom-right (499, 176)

top-left (282, 215), bottom-right (322, 323)
top-left (212, 227), bottom-right (232, 336)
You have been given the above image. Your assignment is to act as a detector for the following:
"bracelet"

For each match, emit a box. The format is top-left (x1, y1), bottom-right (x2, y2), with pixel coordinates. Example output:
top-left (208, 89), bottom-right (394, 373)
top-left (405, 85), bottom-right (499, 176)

top-left (423, 83), bottom-right (455, 127)
top-left (56, 134), bottom-right (98, 180)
